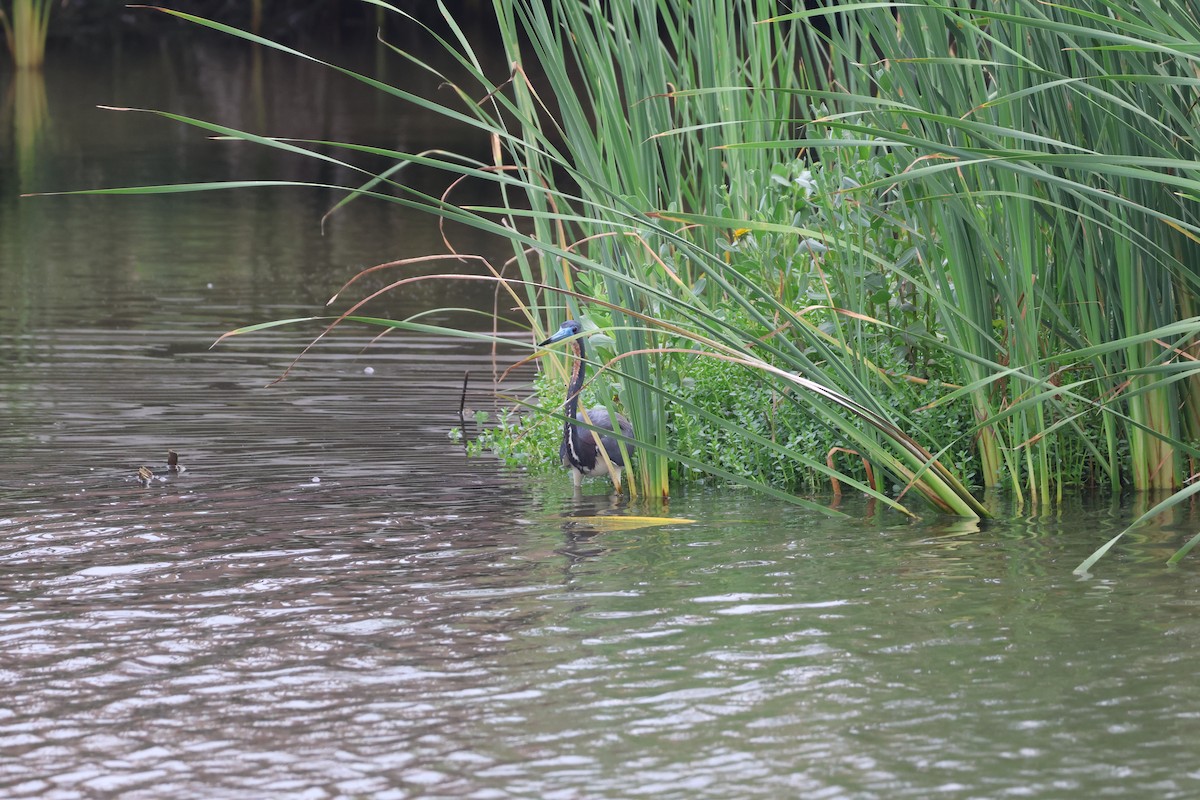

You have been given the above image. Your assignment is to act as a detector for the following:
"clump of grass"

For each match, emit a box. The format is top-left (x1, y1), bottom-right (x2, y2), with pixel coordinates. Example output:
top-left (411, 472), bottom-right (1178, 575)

top-left (769, 1), bottom-right (1200, 501)
top-left (50, 0), bottom-right (1200, 566)
top-left (53, 1), bottom-right (986, 520)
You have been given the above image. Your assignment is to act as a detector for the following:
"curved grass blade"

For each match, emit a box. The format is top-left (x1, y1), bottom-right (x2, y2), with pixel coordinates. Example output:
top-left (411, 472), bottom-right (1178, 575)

top-left (1076, 479), bottom-right (1200, 574)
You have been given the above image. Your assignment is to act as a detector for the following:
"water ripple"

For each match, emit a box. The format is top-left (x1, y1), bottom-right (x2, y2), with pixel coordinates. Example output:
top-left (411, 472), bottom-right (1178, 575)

top-left (6, 268), bottom-right (1200, 798)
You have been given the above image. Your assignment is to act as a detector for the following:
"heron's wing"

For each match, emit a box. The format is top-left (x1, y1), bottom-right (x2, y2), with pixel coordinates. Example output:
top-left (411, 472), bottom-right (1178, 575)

top-left (584, 406), bottom-right (632, 433)
top-left (584, 407), bottom-right (612, 428)
top-left (582, 406), bottom-right (633, 465)
top-left (597, 434), bottom-right (627, 466)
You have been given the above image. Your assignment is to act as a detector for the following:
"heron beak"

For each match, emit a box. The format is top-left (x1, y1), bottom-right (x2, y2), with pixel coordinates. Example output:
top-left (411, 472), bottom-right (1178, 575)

top-left (538, 327), bottom-right (575, 347)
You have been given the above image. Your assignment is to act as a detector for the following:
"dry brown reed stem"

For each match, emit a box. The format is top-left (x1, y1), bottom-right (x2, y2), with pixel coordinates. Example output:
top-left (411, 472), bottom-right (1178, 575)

top-left (827, 447), bottom-right (876, 497)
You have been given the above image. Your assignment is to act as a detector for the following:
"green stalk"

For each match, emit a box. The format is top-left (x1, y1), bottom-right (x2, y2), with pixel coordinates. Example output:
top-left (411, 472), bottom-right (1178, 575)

top-left (3, 0), bottom-right (53, 68)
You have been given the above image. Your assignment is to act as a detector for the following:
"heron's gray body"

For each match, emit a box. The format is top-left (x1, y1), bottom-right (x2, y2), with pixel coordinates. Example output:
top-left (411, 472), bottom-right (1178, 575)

top-left (561, 406), bottom-right (635, 487)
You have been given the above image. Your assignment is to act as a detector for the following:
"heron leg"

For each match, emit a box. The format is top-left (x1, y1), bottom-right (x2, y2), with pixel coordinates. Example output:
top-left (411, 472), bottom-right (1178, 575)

top-left (572, 468), bottom-right (583, 490)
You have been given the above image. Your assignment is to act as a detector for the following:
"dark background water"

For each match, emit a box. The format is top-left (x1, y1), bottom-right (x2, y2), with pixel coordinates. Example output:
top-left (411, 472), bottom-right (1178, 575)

top-left (4, 15), bottom-right (1200, 800)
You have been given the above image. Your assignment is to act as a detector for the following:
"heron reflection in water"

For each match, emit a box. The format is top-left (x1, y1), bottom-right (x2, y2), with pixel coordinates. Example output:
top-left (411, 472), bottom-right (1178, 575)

top-left (537, 320), bottom-right (635, 492)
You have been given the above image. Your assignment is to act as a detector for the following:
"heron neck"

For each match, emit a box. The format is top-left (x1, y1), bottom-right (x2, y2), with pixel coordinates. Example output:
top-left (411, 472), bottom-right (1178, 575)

top-left (565, 338), bottom-right (586, 416)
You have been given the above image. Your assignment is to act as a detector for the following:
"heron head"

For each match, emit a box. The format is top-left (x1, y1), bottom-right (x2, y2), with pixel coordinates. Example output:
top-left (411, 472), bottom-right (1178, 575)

top-left (538, 319), bottom-right (583, 347)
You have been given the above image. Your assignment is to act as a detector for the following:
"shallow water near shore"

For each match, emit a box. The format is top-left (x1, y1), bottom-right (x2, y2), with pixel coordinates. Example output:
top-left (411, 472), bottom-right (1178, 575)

top-left (4, 33), bottom-right (1200, 800)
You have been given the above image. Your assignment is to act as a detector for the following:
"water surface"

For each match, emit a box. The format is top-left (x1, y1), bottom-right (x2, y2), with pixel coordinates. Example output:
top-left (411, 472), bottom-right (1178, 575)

top-left (4, 32), bottom-right (1200, 800)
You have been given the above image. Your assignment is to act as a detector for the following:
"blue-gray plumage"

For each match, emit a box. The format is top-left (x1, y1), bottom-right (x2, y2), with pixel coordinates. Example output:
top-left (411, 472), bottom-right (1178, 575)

top-left (538, 320), bottom-right (635, 490)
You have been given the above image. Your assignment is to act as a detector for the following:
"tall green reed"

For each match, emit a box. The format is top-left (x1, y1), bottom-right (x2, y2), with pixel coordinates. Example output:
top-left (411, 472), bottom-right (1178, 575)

top-left (1, 0), bottom-right (53, 68)
top-left (482, 0), bottom-right (811, 499)
top-left (769, 0), bottom-right (1200, 499)
top-left (751, 0), bottom-right (1200, 565)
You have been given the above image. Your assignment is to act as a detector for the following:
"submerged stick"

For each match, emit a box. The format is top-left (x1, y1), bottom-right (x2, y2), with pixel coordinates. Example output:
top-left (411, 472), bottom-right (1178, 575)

top-left (458, 371), bottom-right (470, 426)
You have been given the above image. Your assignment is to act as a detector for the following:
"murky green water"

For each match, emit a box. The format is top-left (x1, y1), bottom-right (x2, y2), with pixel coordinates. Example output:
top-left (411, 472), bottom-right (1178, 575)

top-left (4, 33), bottom-right (1200, 800)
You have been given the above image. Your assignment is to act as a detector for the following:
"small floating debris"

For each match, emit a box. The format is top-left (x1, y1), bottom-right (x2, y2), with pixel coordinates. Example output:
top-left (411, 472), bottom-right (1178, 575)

top-left (566, 515), bottom-right (695, 531)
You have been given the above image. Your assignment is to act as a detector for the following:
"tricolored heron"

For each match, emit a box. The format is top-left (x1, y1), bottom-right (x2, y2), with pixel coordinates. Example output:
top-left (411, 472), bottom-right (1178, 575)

top-left (538, 320), bottom-right (635, 491)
